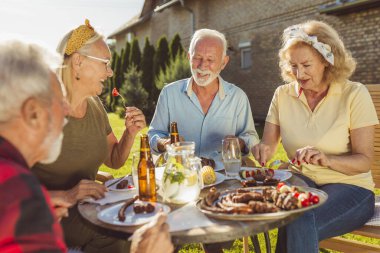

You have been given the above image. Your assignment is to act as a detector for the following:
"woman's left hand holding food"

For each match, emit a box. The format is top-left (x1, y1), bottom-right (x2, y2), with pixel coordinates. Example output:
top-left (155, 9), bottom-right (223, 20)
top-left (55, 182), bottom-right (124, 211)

top-left (294, 146), bottom-right (331, 167)
top-left (125, 107), bottom-right (146, 136)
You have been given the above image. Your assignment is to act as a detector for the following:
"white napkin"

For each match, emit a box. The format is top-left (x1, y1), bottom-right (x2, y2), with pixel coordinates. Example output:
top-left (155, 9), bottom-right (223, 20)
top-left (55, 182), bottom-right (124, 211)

top-left (365, 196), bottom-right (380, 226)
top-left (82, 189), bottom-right (137, 205)
top-left (167, 202), bottom-right (218, 232)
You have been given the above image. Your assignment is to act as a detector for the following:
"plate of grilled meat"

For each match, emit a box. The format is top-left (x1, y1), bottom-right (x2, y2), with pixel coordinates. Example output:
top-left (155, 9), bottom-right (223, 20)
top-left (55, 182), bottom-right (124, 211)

top-left (239, 167), bottom-right (292, 187)
top-left (197, 185), bottom-right (327, 220)
top-left (97, 196), bottom-right (170, 226)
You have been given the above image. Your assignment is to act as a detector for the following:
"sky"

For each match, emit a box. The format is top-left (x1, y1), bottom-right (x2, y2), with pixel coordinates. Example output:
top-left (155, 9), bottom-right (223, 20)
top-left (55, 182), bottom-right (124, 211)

top-left (0, 0), bottom-right (144, 52)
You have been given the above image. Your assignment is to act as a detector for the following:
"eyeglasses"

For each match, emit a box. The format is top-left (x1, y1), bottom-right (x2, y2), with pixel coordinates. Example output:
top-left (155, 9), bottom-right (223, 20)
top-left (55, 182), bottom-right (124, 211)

top-left (82, 54), bottom-right (112, 71)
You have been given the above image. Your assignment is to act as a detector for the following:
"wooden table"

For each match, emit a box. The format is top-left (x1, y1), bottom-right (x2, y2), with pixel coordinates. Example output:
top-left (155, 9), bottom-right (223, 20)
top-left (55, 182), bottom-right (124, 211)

top-left (78, 174), bottom-right (307, 246)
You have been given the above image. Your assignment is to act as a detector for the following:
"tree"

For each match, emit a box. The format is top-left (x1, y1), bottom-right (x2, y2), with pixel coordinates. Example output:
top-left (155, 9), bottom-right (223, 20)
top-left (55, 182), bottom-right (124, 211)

top-left (122, 41), bottom-right (131, 73)
top-left (119, 65), bottom-right (149, 118)
top-left (141, 37), bottom-right (157, 100)
top-left (130, 38), bottom-right (141, 71)
top-left (156, 52), bottom-right (191, 90)
top-left (154, 36), bottom-right (170, 77)
top-left (170, 33), bottom-right (184, 60)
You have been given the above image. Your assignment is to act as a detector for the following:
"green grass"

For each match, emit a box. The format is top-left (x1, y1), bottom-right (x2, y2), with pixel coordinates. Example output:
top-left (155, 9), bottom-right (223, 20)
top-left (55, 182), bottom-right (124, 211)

top-left (100, 113), bottom-right (379, 253)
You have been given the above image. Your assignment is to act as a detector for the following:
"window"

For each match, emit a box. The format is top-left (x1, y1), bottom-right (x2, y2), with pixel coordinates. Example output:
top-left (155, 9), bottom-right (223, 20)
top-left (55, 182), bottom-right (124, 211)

top-left (239, 41), bottom-right (252, 69)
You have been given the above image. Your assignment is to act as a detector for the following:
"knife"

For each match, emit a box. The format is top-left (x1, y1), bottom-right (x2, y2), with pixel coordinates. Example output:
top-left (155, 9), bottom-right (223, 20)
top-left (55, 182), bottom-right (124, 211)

top-left (106, 175), bottom-right (129, 188)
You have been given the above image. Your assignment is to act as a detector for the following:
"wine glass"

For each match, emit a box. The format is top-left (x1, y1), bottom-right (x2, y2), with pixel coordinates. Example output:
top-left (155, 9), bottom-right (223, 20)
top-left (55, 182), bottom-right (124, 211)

top-left (222, 137), bottom-right (241, 179)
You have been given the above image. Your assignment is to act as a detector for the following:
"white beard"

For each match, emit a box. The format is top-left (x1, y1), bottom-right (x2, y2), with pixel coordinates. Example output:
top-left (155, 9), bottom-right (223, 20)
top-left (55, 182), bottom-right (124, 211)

top-left (39, 132), bottom-right (64, 164)
top-left (191, 68), bottom-right (220, 87)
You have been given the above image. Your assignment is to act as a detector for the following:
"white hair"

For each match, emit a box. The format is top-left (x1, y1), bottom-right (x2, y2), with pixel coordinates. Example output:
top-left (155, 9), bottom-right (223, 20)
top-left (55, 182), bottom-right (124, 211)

top-left (0, 39), bottom-right (61, 122)
top-left (188, 29), bottom-right (227, 58)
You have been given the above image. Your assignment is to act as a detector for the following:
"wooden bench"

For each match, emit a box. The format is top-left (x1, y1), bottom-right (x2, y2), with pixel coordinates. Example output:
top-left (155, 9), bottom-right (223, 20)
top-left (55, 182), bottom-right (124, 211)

top-left (319, 84), bottom-right (380, 253)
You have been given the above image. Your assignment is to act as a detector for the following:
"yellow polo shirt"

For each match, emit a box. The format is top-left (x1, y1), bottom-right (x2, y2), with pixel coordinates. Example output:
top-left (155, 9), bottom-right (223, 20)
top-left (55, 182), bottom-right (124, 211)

top-left (266, 80), bottom-right (379, 191)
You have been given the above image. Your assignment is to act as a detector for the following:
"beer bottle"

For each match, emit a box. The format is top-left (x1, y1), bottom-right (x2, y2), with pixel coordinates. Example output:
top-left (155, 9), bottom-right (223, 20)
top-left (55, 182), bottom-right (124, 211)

top-left (137, 134), bottom-right (156, 202)
top-left (170, 121), bottom-right (180, 144)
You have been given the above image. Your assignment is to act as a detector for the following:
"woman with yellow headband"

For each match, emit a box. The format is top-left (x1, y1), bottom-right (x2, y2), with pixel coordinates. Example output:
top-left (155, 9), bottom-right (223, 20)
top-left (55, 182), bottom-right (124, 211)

top-left (32, 20), bottom-right (147, 252)
top-left (252, 20), bottom-right (377, 253)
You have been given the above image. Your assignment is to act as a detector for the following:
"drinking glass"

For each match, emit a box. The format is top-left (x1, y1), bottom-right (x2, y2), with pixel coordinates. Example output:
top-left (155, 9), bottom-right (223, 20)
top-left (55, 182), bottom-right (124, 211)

top-left (131, 152), bottom-right (139, 192)
top-left (222, 137), bottom-right (241, 178)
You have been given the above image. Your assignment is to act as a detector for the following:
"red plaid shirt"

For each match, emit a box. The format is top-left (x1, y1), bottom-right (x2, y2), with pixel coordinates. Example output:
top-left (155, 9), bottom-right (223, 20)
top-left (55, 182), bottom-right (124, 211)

top-left (0, 137), bottom-right (67, 253)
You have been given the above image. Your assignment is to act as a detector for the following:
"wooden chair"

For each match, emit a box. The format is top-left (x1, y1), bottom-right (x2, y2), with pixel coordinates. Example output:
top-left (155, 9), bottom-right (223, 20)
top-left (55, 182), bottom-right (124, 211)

top-left (319, 84), bottom-right (380, 253)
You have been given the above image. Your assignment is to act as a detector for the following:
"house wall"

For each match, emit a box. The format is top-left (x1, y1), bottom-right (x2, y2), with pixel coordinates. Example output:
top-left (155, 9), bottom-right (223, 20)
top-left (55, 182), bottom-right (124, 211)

top-left (113, 0), bottom-right (380, 121)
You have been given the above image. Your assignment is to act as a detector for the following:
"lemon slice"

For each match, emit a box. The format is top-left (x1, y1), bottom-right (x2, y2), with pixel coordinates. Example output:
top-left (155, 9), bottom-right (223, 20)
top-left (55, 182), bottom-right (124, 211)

top-left (186, 172), bottom-right (198, 186)
top-left (201, 166), bottom-right (216, 185)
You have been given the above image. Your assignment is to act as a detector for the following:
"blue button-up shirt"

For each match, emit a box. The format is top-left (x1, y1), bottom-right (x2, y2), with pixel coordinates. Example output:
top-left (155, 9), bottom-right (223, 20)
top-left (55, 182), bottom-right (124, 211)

top-left (148, 77), bottom-right (259, 160)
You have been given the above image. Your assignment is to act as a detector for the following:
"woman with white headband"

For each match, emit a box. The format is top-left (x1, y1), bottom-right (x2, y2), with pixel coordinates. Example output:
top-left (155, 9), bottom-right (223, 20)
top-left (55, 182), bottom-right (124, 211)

top-left (252, 20), bottom-right (378, 253)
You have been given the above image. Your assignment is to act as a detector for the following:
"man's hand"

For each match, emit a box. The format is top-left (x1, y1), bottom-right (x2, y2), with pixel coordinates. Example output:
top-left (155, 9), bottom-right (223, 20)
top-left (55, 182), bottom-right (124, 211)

top-left (50, 196), bottom-right (72, 221)
top-left (157, 136), bottom-right (186, 152)
top-left (130, 213), bottom-right (174, 253)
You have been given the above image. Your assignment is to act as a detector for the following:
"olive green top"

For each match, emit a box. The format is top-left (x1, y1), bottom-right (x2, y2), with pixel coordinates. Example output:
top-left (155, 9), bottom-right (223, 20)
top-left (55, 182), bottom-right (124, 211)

top-left (32, 97), bottom-right (112, 190)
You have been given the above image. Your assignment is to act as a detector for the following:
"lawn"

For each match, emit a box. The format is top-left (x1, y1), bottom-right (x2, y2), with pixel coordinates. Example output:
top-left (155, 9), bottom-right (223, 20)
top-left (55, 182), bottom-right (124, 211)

top-left (100, 113), bottom-right (379, 253)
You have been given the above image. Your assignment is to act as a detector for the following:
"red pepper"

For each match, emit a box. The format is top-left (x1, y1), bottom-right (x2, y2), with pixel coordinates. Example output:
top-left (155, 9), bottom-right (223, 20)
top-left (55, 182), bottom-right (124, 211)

top-left (293, 192), bottom-right (300, 198)
top-left (112, 88), bottom-right (120, 97)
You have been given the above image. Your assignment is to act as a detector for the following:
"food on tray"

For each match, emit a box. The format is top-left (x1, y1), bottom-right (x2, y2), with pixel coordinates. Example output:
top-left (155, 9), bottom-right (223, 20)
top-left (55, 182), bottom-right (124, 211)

top-left (201, 166), bottom-right (216, 185)
top-left (200, 184), bottom-right (320, 214)
top-left (116, 179), bottom-right (132, 189)
top-left (133, 203), bottom-right (155, 214)
top-left (118, 195), bottom-right (139, 221)
top-left (239, 168), bottom-right (279, 186)
top-left (201, 157), bottom-right (216, 169)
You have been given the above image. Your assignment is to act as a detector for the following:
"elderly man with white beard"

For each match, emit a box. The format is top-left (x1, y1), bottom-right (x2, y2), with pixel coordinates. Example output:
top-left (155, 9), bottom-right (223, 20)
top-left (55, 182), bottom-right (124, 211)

top-left (149, 28), bottom-right (259, 161)
top-left (0, 40), bottom-right (70, 252)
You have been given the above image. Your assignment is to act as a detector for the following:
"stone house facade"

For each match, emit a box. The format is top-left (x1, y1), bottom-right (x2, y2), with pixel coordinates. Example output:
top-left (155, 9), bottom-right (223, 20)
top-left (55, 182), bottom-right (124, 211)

top-left (108, 0), bottom-right (380, 121)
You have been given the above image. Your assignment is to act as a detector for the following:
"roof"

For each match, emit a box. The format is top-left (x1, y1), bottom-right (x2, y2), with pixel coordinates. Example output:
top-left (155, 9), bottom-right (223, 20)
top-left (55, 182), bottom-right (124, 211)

top-left (107, 0), bottom-right (183, 38)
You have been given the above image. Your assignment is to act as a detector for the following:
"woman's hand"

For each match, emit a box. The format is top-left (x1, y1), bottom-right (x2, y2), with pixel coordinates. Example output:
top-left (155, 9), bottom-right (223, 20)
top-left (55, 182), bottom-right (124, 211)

top-left (125, 107), bottom-right (146, 136)
top-left (64, 179), bottom-right (107, 203)
top-left (252, 143), bottom-right (272, 166)
top-left (293, 146), bottom-right (331, 167)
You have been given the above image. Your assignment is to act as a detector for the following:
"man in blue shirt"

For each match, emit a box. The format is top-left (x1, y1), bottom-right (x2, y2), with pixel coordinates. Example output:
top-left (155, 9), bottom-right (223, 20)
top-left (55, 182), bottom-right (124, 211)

top-left (148, 28), bottom-right (259, 160)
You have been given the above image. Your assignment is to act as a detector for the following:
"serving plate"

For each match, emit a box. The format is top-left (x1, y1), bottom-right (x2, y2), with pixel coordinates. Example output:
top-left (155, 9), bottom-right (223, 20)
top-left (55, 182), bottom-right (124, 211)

top-left (196, 186), bottom-right (327, 221)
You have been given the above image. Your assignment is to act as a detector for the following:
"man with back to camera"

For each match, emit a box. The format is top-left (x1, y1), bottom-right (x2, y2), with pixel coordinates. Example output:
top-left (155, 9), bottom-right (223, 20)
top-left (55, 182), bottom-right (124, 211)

top-left (0, 39), bottom-right (173, 253)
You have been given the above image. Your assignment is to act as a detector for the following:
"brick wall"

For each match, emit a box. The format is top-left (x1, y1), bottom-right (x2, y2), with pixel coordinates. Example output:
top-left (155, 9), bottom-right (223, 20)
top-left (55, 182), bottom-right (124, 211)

top-left (114, 0), bottom-right (380, 121)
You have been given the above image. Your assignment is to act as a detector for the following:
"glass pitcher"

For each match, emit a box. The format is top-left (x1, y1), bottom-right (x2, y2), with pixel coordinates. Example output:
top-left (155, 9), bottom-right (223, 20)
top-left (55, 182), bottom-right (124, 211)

top-left (162, 142), bottom-right (203, 204)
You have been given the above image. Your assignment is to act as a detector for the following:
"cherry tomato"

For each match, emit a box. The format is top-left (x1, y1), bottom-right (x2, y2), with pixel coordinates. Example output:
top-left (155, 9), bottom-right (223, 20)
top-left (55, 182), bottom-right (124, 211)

top-left (250, 170), bottom-right (255, 177)
top-left (277, 182), bottom-right (285, 190)
top-left (301, 199), bottom-right (310, 207)
top-left (311, 195), bottom-right (319, 204)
